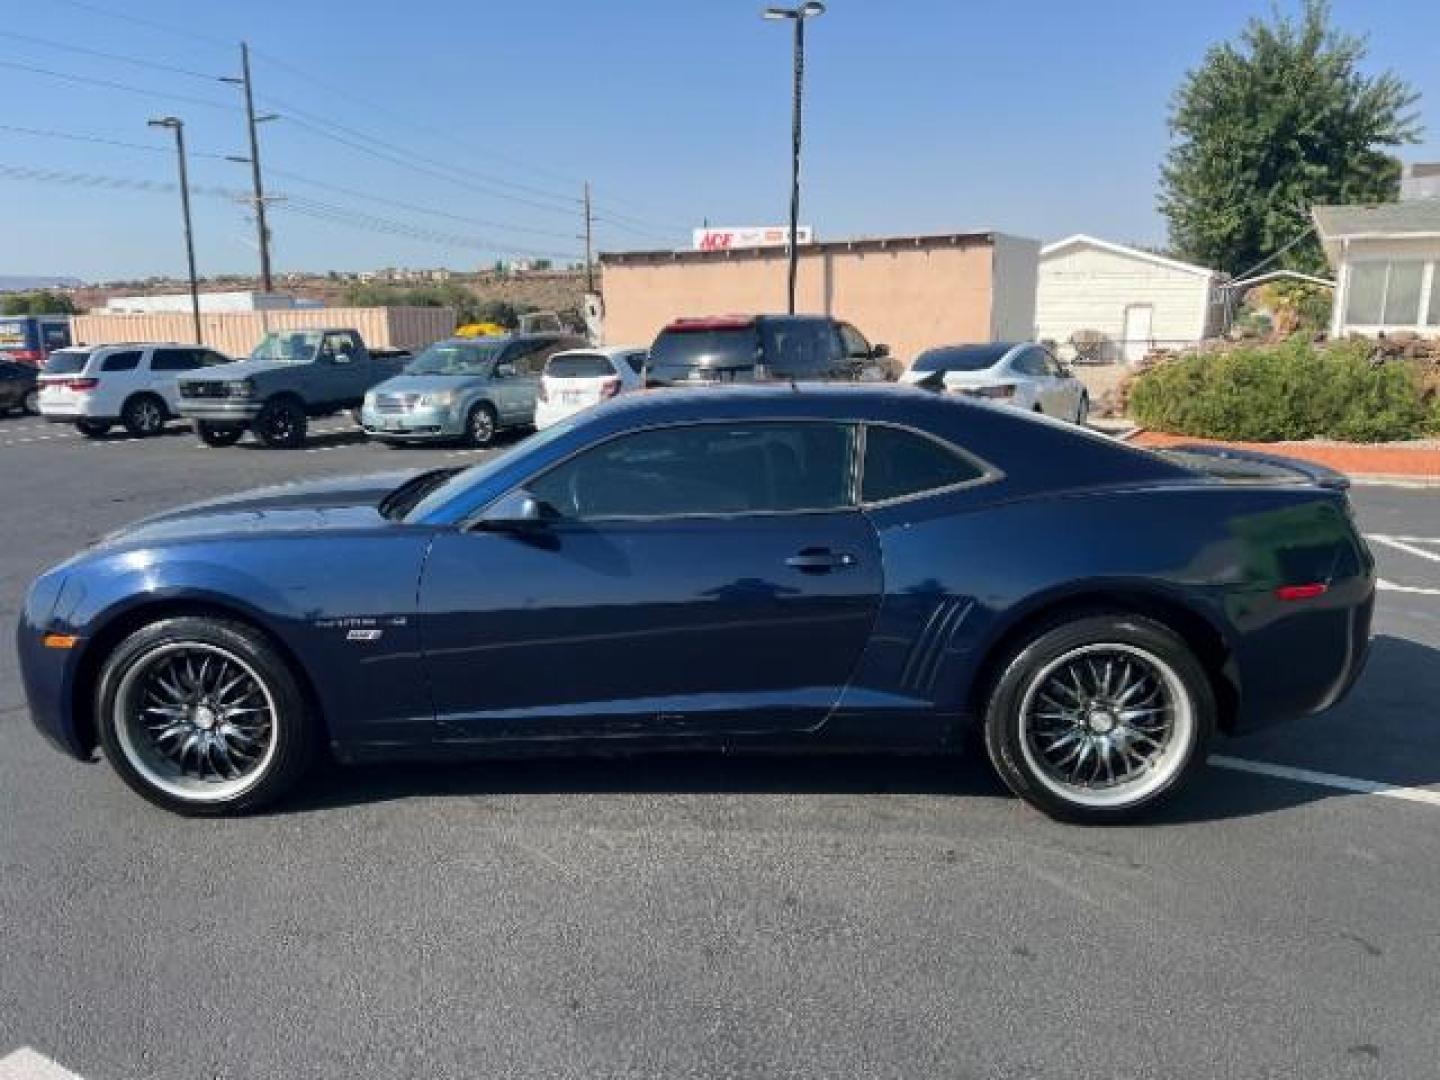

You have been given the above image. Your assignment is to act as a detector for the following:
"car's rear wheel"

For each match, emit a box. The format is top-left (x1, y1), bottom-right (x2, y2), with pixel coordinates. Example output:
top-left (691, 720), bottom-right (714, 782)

top-left (196, 422), bottom-right (244, 447)
top-left (21, 388), bottom-right (39, 415)
top-left (96, 616), bottom-right (319, 816)
top-left (255, 398), bottom-right (307, 448)
top-left (121, 393), bottom-right (167, 437)
top-left (983, 614), bottom-right (1214, 823)
top-left (465, 401), bottom-right (498, 447)
top-left (75, 419), bottom-right (112, 438)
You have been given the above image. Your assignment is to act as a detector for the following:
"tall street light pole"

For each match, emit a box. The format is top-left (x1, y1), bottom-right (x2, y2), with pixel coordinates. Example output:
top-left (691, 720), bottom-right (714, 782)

top-left (221, 42), bottom-right (278, 293)
top-left (762, 2), bottom-right (825, 315)
top-left (148, 116), bottom-right (202, 345)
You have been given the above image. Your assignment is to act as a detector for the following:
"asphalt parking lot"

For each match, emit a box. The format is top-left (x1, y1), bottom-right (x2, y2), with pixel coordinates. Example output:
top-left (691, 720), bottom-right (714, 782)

top-left (1, 413), bottom-right (1438, 1079)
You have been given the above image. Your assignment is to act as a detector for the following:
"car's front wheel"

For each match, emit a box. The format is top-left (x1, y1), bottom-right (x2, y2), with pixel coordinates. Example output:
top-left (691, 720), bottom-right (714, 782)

top-left (96, 616), bottom-right (319, 815)
top-left (983, 613), bottom-right (1214, 823)
top-left (255, 398), bottom-right (307, 448)
top-left (465, 401), bottom-right (498, 447)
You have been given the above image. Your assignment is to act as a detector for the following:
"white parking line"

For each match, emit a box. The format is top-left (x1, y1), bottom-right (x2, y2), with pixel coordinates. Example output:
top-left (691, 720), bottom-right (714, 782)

top-left (1368, 534), bottom-right (1440, 564)
top-left (1211, 755), bottom-right (1440, 808)
top-left (0, 1048), bottom-right (85, 1079)
top-left (1378, 577), bottom-right (1440, 597)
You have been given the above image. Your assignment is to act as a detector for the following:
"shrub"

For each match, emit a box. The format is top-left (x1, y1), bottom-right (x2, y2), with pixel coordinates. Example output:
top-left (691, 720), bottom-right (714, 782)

top-left (1129, 340), bottom-right (1430, 443)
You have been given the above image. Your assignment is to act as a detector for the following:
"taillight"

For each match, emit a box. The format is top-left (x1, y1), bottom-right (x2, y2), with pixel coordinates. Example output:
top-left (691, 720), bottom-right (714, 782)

top-left (68, 378), bottom-right (99, 392)
top-left (599, 377), bottom-right (621, 400)
top-left (1276, 583), bottom-right (1328, 601)
top-left (537, 380), bottom-right (548, 403)
top-left (11, 349), bottom-right (43, 365)
top-left (972, 384), bottom-right (1016, 400)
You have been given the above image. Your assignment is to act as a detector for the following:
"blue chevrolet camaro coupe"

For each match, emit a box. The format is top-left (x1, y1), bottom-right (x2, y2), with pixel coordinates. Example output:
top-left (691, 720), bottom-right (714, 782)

top-left (17, 384), bottom-right (1374, 821)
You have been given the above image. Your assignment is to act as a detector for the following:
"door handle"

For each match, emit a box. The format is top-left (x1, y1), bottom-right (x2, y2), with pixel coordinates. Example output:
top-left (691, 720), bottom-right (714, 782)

top-left (785, 549), bottom-right (856, 571)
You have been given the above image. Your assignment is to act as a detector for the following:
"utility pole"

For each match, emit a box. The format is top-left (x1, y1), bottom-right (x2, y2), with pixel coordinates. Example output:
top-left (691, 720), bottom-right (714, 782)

top-left (222, 42), bottom-right (277, 292)
top-left (582, 181), bottom-right (595, 292)
top-left (763, 3), bottom-right (825, 315)
top-left (148, 116), bottom-right (202, 345)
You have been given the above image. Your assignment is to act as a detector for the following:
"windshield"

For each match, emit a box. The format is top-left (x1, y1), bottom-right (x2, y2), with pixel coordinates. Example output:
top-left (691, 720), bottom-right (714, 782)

top-left (42, 350), bottom-right (91, 375)
top-left (250, 331), bottom-right (324, 363)
top-left (403, 409), bottom-right (588, 522)
top-left (649, 327), bottom-right (760, 370)
top-left (911, 346), bottom-right (1010, 373)
top-left (546, 352), bottom-right (615, 379)
top-left (405, 341), bottom-right (503, 376)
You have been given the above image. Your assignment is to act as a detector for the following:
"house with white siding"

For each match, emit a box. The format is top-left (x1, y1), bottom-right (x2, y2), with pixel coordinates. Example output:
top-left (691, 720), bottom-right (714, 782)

top-left (1313, 180), bottom-right (1440, 338)
top-left (1035, 235), bottom-right (1221, 364)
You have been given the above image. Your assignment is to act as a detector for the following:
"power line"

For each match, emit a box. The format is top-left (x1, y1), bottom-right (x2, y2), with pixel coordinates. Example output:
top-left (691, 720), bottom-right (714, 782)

top-left (47, 0), bottom-right (235, 49)
top-left (0, 123), bottom-right (229, 160)
top-left (0, 30), bottom-right (218, 81)
top-left (0, 60), bottom-right (238, 112)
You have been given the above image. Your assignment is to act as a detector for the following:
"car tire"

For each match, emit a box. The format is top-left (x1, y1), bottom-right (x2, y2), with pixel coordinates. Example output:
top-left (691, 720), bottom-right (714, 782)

top-left (982, 613), bottom-right (1215, 824)
top-left (121, 393), bottom-right (167, 437)
top-left (1075, 393), bottom-right (1089, 426)
top-left (465, 401), bottom-right (498, 447)
top-left (95, 616), bottom-right (320, 816)
top-left (197, 422), bottom-right (244, 448)
top-left (22, 388), bottom-right (39, 415)
top-left (255, 397), bottom-right (307, 448)
top-left (75, 419), bottom-right (112, 438)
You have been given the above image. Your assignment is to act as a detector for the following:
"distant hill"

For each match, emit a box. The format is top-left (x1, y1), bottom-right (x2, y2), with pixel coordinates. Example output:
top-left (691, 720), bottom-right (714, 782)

top-left (0, 275), bottom-right (83, 293)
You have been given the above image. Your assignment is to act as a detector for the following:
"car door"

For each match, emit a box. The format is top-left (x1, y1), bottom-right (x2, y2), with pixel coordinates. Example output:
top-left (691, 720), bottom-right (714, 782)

top-left (1039, 347), bottom-right (1081, 418)
top-left (320, 331), bottom-right (366, 406)
top-left (417, 419), bottom-right (883, 744)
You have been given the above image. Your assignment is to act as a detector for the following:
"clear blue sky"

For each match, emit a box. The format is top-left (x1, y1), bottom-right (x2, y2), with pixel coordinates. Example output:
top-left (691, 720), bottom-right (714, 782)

top-left (1, 0), bottom-right (1436, 282)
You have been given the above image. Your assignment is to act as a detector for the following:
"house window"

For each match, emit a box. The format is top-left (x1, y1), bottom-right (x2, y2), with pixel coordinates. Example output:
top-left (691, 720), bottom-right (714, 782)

top-left (1346, 260), bottom-right (1429, 327)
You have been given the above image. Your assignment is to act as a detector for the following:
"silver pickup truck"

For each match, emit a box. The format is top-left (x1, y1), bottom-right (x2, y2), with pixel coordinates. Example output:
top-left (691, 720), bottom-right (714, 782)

top-left (175, 328), bottom-right (409, 448)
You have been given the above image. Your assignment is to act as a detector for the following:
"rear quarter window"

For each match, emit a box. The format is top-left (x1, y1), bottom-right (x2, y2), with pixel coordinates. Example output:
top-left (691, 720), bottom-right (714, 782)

top-left (862, 425), bottom-right (986, 503)
top-left (42, 351), bottom-right (92, 375)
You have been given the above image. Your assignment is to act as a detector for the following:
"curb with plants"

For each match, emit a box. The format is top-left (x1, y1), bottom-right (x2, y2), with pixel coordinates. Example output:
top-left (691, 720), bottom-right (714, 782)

top-left (1128, 340), bottom-right (1440, 444)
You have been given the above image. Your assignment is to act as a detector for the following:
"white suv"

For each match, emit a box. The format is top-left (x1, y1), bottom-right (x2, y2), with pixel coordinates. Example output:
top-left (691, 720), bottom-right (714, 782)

top-left (534, 346), bottom-right (647, 430)
top-left (39, 343), bottom-right (232, 437)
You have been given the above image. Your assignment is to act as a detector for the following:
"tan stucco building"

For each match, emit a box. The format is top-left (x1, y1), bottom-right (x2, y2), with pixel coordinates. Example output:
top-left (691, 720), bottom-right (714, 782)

top-left (598, 231), bottom-right (1039, 365)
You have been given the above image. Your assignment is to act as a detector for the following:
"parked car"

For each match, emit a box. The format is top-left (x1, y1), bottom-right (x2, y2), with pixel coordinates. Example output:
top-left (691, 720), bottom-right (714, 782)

top-left (901, 342), bottom-right (1089, 423)
top-left (534, 345), bottom-right (647, 430)
top-left (0, 314), bottom-right (72, 366)
top-left (645, 315), bottom-right (890, 386)
top-left (175, 328), bottom-right (406, 448)
top-left (37, 343), bottom-right (231, 437)
top-left (17, 384), bottom-right (1374, 821)
top-left (0, 356), bottom-right (40, 415)
top-left (361, 333), bottom-right (586, 446)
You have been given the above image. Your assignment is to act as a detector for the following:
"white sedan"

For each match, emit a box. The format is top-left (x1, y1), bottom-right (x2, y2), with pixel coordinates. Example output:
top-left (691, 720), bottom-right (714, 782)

top-left (534, 346), bottom-right (647, 429)
top-left (900, 342), bottom-right (1088, 424)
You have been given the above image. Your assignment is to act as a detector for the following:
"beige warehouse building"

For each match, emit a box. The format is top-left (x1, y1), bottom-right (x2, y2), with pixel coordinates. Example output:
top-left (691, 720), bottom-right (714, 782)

top-left (599, 231), bottom-right (1039, 364)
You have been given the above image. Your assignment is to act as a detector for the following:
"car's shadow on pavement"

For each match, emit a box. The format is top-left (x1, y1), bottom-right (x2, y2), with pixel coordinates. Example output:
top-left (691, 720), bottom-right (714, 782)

top-left (277, 636), bottom-right (1440, 825)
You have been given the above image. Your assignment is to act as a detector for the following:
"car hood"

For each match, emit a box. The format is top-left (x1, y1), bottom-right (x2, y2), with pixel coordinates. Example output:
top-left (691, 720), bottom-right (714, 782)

top-left (371, 374), bottom-right (489, 395)
top-left (93, 470), bottom-right (425, 549)
top-left (179, 358), bottom-right (303, 382)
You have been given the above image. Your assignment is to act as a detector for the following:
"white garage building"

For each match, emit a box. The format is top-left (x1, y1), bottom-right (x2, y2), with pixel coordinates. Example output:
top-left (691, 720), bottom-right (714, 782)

top-left (1035, 235), bottom-right (1222, 364)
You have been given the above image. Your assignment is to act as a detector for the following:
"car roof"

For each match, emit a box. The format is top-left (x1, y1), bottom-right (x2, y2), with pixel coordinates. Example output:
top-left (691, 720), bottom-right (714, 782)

top-left (548, 344), bottom-right (643, 358)
top-left (917, 342), bottom-right (1028, 365)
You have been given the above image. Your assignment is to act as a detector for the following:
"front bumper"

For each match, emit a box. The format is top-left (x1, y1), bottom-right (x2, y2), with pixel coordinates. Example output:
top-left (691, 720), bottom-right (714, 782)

top-left (361, 403), bottom-right (462, 441)
top-left (15, 571), bottom-right (91, 761)
top-left (175, 399), bottom-right (262, 422)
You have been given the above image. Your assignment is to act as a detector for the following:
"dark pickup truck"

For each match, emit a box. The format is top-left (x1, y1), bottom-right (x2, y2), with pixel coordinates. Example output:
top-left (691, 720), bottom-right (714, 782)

top-left (175, 328), bottom-right (409, 448)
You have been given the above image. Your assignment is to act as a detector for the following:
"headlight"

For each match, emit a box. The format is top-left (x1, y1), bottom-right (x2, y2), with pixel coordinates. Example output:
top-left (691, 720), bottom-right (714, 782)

top-left (419, 390), bottom-right (455, 407)
top-left (225, 379), bottom-right (255, 398)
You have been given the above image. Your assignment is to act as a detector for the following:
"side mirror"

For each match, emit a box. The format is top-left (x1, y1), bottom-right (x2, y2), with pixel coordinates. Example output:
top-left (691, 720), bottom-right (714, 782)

top-left (494, 362), bottom-right (516, 379)
top-left (872, 343), bottom-right (891, 359)
top-left (475, 488), bottom-right (555, 531)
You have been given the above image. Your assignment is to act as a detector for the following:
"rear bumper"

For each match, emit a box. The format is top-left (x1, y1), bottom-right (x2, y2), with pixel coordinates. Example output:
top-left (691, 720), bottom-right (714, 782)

top-left (39, 398), bottom-right (104, 421)
top-left (534, 399), bottom-right (589, 429)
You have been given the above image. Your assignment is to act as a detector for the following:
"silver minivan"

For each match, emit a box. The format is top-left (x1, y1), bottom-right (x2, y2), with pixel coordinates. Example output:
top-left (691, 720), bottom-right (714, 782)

top-left (361, 333), bottom-right (585, 446)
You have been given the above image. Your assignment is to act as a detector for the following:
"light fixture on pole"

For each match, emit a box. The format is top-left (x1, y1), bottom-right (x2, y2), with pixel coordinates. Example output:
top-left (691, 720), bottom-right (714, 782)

top-left (761, 1), bottom-right (824, 315)
top-left (148, 116), bottom-right (203, 345)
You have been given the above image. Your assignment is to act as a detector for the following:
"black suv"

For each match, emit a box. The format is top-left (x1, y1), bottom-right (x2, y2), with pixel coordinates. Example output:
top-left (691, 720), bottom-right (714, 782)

top-left (645, 315), bottom-right (891, 386)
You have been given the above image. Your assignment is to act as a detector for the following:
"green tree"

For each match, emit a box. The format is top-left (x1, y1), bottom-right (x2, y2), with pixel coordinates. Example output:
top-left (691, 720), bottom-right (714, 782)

top-left (1, 290), bottom-right (77, 316)
top-left (1159, 0), bottom-right (1421, 276)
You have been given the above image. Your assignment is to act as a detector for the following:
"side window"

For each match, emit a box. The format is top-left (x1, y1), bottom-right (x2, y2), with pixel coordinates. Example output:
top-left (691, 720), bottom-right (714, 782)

top-left (201, 351), bottom-right (230, 367)
top-left (1038, 349), bottom-right (1063, 376)
top-left (862, 425), bottom-right (985, 504)
top-left (324, 332), bottom-right (359, 363)
top-left (839, 323), bottom-right (871, 358)
top-left (1014, 349), bottom-right (1046, 377)
top-left (529, 422), bottom-right (857, 520)
top-left (100, 350), bottom-right (142, 373)
top-left (152, 348), bottom-right (201, 372)
top-left (622, 350), bottom-right (646, 375)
